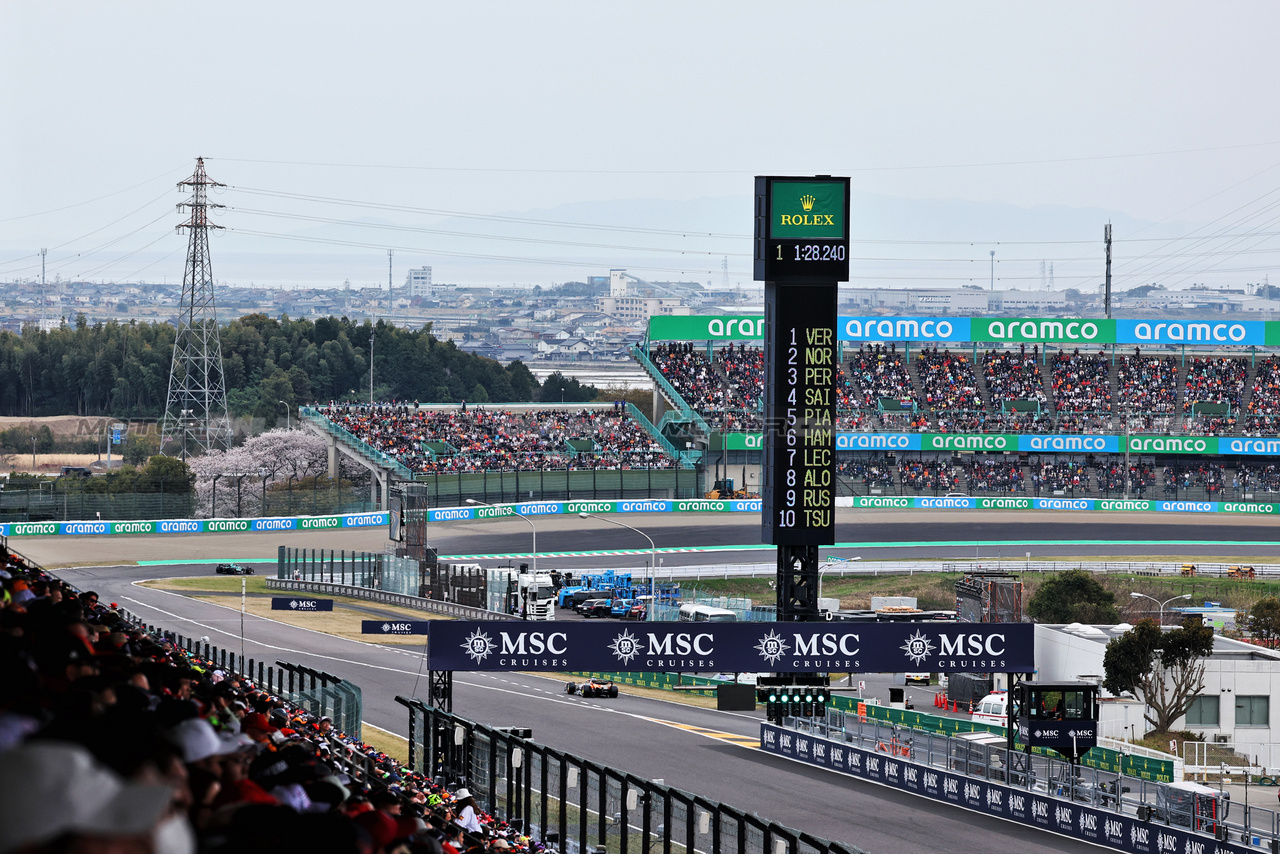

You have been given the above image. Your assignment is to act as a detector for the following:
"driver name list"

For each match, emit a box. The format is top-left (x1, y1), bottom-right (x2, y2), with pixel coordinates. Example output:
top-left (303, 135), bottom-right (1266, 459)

top-left (765, 285), bottom-right (837, 546)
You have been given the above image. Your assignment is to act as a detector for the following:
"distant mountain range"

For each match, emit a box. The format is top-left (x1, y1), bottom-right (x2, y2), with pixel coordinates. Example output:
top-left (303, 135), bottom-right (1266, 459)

top-left (11, 192), bottom-right (1199, 291)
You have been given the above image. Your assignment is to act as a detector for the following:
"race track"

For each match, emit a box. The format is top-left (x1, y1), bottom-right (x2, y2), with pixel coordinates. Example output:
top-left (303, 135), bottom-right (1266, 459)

top-left (31, 508), bottom-right (1280, 854)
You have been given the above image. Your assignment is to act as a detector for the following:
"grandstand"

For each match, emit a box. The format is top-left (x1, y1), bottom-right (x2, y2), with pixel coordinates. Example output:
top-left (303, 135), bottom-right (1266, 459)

top-left (317, 403), bottom-right (680, 474)
top-left (291, 315), bottom-right (1280, 505)
top-left (640, 335), bottom-right (1280, 439)
top-left (637, 314), bottom-right (1280, 502)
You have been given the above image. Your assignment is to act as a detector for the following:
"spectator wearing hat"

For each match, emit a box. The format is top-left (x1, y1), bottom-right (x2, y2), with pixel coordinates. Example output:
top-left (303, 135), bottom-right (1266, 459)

top-left (0, 741), bottom-right (175, 854)
top-left (454, 789), bottom-right (483, 834)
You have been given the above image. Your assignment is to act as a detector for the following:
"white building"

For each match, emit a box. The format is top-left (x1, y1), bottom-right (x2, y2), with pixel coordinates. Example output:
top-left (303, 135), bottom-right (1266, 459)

top-left (1035, 623), bottom-right (1280, 764)
top-left (404, 267), bottom-right (433, 299)
top-left (596, 296), bottom-right (689, 324)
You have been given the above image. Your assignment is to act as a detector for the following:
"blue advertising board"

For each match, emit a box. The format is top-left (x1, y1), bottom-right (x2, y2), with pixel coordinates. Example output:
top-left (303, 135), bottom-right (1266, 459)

top-left (425, 621), bottom-right (1033, 673)
top-left (271, 597), bottom-right (334, 612)
top-left (760, 724), bottom-right (1248, 854)
top-left (361, 620), bottom-right (431, 635)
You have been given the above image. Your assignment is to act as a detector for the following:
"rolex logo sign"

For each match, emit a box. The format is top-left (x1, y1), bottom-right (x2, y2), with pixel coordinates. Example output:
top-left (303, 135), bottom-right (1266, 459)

top-left (771, 180), bottom-right (845, 238)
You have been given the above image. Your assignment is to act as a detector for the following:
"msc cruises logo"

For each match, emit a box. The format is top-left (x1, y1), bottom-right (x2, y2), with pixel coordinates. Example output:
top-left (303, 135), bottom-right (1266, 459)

top-left (609, 629), bottom-right (642, 665)
top-left (461, 629), bottom-right (496, 664)
top-left (901, 630), bottom-right (935, 667)
top-left (755, 629), bottom-right (789, 665)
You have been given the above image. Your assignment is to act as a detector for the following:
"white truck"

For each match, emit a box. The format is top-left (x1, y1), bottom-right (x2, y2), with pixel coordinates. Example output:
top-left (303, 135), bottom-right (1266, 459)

top-left (517, 570), bottom-right (556, 620)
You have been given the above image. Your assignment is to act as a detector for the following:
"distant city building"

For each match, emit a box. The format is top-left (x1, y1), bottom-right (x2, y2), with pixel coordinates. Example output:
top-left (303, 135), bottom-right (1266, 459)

top-left (610, 269), bottom-right (628, 298)
top-left (843, 287), bottom-right (1066, 313)
top-left (596, 295), bottom-right (689, 324)
top-left (405, 267), bottom-right (433, 299)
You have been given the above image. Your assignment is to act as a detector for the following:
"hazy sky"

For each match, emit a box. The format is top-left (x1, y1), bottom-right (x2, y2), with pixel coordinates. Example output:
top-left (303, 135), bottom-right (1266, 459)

top-left (5, 2), bottom-right (1280, 291)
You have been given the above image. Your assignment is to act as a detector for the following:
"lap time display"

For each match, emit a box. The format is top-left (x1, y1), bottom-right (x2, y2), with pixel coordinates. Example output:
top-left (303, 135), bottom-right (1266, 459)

top-left (755, 176), bottom-right (851, 282)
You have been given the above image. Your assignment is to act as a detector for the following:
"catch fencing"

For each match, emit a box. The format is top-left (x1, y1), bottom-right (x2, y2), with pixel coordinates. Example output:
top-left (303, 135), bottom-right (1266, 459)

top-left (396, 699), bottom-right (868, 854)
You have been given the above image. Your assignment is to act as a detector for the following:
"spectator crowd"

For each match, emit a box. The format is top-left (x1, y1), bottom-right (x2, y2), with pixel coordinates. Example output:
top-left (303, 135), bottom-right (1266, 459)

top-left (916, 349), bottom-right (983, 410)
top-left (1050, 349), bottom-right (1112, 414)
top-left (651, 342), bottom-right (1280, 439)
top-left (321, 405), bottom-right (677, 472)
top-left (981, 347), bottom-right (1046, 405)
top-left (0, 546), bottom-right (543, 854)
top-left (1244, 356), bottom-right (1280, 436)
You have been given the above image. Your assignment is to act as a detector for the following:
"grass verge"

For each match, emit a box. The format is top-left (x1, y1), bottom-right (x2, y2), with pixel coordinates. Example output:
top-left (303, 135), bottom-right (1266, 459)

top-left (139, 577), bottom-right (443, 645)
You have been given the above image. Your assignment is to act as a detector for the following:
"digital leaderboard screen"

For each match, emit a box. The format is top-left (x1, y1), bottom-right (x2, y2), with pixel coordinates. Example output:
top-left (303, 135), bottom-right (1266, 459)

top-left (762, 284), bottom-right (838, 545)
top-left (757, 176), bottom-right (848, 546)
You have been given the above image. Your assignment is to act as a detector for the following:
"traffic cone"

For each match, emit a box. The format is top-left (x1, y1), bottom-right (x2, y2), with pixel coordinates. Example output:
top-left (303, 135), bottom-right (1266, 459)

top-left (968, 700), bottom-right (975, 714)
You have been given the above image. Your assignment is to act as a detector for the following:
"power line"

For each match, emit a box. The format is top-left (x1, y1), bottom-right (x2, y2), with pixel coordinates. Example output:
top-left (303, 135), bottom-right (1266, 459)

top-left (207, 140), bottom-right (1280, 175)
top-left (0, 163), bottom-right (189, 223)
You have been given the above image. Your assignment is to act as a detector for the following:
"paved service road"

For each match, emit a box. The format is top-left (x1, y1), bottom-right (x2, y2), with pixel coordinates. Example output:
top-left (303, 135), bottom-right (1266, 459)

top-left (54, 560), bottom-right (1097, 854)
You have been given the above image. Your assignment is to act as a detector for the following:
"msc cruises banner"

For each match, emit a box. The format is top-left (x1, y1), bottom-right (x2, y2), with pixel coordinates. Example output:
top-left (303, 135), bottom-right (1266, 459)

top-left (426, 621), bottom-right (1033, 673)
top-left (650, 314), bottom-right (1275, 345)
top-left (760, 723), bottom-right (1251, 854)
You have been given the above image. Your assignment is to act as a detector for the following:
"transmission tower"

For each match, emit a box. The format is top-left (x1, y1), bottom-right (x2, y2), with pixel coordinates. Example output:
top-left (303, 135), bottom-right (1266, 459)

top-left (162, 157), bottom-right (232, 456)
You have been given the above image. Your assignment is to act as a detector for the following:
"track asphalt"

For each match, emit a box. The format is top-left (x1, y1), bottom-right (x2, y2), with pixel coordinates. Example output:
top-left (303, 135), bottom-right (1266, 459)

top-left (33, 509), bottom-right (1276, 854)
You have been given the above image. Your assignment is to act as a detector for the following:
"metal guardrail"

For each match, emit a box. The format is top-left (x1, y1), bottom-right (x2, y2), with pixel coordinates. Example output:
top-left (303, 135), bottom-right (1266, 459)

top-left (265, 578), bottom-right (504, 621)
top-left (398, 699), bottom-right (870, 854)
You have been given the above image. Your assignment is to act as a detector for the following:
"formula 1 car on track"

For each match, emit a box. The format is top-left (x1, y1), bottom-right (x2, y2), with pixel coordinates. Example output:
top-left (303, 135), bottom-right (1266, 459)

top-left (215, 563), bottom-right (255, 575)
top-left (565, 678), bottom-right (619, 698)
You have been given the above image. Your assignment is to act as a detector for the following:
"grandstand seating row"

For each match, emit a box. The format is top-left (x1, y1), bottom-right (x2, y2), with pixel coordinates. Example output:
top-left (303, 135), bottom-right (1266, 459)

top-left (646, 343), bottom-right (1280, 436)
top-left (319, 404), bottom-right (679, 473)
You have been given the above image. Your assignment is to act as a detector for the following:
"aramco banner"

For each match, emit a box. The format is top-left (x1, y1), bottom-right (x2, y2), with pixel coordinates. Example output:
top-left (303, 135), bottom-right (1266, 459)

top-left (427, 621), bottom-right (1033, 673)
top-left (650, 315), bottom-right (1274, 345)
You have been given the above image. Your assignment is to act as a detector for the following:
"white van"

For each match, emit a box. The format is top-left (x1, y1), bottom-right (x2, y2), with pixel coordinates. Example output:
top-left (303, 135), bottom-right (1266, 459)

top-left (971, 691), bottom-right (1012, 727)
top-left (678, 604), bottom-right (738, 622)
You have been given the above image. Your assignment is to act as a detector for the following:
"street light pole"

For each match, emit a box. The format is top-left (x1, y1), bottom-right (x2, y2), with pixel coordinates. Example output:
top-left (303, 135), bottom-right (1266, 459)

top-left (579, 512), bottom-right (656, 620)
top-left (467, 499), bottom-right (536, 576)
top-left (278, 400), bottom-right (291, 430)
top-left (1130, 591), bottom-right (1192, 626)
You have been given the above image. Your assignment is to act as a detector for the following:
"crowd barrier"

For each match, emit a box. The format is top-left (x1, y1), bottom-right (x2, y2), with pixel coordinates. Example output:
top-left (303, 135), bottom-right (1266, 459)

top-left (9, 489), bottom-right (1280, 539)
top-left (764, 717), bottom-right (1268, 854)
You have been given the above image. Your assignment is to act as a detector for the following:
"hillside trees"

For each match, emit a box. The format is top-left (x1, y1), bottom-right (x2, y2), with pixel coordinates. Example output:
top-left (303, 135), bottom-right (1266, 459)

top-left (0, 315), bottom-right (543, 420)
top-left (1026, 570), bottom-right (1121, 624)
